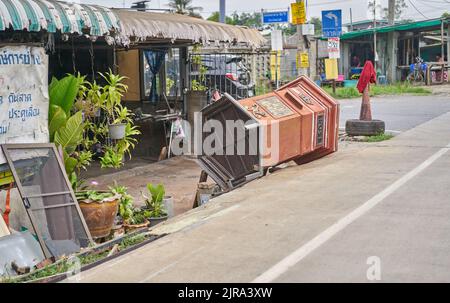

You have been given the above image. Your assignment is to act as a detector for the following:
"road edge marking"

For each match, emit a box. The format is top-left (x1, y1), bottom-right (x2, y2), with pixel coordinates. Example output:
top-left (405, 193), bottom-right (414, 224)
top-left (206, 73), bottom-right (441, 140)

top-left (252, 144), bottom-right (450, 283)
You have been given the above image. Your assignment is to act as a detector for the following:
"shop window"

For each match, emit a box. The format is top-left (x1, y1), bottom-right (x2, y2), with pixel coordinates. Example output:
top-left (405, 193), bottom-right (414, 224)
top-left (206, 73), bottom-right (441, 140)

top-left (165, 48), bottom-right (181, 98)
top-left (143, 49), bottom-right (168, 103)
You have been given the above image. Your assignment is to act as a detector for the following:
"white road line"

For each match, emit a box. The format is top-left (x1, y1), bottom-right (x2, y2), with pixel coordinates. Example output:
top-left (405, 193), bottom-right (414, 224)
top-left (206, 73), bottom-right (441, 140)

top-left (252, 143), bottom-right (450, 283)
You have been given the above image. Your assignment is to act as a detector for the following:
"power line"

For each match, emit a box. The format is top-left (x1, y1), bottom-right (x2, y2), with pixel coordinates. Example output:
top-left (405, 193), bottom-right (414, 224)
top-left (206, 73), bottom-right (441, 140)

top-left (407, 0), bottom-right (429, 19)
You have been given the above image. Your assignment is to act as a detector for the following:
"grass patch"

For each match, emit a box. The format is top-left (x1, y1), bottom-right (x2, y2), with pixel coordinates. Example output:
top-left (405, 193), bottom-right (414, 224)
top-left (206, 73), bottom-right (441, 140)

top-left (363, 133), bottom-right (394, 142)
top-left (324, 83), bottom-right (432, 99)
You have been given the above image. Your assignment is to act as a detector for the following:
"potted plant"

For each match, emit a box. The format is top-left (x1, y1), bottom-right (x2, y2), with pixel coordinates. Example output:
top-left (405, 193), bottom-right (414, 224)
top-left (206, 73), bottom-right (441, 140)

top-left (100, 146), bottom-right (124, 169)
top-left (142, 183), bottom-right (168, 227)
top-left (110, 184), bottom-right (134, 235)
top-left (123, 209), bottom-right (150, 232)
top-left (109, 105), bottom-right (133, 140)
top-left (76, 189), bottom-right (121, 239)
top-left (100, 70), bottom-right (129, 140)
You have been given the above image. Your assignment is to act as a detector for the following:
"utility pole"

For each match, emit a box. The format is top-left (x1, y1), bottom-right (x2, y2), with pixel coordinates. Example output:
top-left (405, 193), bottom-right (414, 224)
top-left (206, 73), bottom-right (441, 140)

top-left (373, 0), bottom-right (378, 68)
top-left (388, 0), bottom-right (395, 25)
top-left (220, 0), bottom-right (226, 23)
top-left (387, 0), bottom-right (396, 83)
top-left (296, 0), bottom-right (308, 77)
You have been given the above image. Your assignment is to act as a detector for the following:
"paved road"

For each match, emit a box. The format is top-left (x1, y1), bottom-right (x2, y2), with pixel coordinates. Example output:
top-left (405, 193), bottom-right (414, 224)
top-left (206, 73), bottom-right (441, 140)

top-left (73, 96), bottom-right (450, 283)
top-left (339, 94), bottom-right (450, 133)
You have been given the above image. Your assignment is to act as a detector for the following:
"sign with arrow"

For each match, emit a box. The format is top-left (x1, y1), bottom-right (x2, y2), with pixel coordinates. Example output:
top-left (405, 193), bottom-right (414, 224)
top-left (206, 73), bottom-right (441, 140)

top-left (321, 9), bottom-right (342, 38)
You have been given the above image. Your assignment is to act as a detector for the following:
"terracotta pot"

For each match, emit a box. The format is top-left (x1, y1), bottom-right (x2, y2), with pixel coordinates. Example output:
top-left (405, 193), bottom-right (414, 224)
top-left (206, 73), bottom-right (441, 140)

top-left (78, 194), bottom-right (120, 239)
top-left (123, 220), bottom-right (150, 233)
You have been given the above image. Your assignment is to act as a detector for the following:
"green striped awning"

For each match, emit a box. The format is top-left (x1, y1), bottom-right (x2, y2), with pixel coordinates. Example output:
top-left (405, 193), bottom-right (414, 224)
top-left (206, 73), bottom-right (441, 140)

top-left (0, 0), bottom-right (120, 36)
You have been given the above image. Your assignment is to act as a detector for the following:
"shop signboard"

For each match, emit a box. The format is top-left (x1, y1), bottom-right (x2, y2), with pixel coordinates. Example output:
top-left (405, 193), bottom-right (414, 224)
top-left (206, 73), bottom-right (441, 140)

top-left (0, 46), bottom-right (49, 164)
top-left (327, 37), bottom-right (340, 59)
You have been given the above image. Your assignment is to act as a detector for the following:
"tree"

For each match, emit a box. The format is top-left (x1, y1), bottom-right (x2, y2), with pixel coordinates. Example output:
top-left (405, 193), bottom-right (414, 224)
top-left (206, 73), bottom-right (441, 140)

top-left (281, 18), bottom-right (322, 36)
top-left (207, 11), bottom-right (262, 28)
top-left (310, 17), bottom-right (322, 35)
top-left (442, 12), bottom-right (450, 19)
top-left (368, 0), bottom-right (408, 20)
top-left (207, 12), bottom-right (234, 24)
top-left (168, 0), bottom-right (203, 18)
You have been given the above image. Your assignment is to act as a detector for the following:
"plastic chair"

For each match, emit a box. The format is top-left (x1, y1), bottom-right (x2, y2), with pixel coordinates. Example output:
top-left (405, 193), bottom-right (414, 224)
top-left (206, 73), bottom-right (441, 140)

top-left (377, 75), bottom-right (387, 85)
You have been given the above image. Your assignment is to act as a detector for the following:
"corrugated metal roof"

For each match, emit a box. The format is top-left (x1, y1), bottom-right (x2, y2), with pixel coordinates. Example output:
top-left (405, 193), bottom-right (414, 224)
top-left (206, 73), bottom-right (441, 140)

top-left (0, 0), bottom-right (120, 36)
top-left (341, 19), bottom-right (447, 41)
top-left (113, 9), bottom-right (266, 48)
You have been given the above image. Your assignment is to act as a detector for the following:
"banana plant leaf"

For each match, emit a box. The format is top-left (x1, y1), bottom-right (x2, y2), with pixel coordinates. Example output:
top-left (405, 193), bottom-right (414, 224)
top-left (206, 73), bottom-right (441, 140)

top-left (49, 106), bottom-right (67, 141)
top-left (49, 75), bottom-right (83, 115)
top-left (54, 111), bottom-right (83, 156)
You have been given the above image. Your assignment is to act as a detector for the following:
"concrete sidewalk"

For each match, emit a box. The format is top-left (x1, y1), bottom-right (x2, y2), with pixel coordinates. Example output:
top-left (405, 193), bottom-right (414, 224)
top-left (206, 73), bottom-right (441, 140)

top-left (73, 111), bottom-right (450, 283)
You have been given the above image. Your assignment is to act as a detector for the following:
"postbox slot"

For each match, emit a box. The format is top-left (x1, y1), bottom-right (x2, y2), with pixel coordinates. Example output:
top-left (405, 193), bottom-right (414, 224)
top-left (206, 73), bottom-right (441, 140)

top-left (284, 89), bottom-right (304, 110)
top-left (316, 114), bottom-right (325, 147)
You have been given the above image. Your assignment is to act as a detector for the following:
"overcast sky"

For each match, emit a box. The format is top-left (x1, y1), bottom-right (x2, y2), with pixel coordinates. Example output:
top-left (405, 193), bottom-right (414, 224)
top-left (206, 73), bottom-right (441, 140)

top-left (82, 0), bottom-right (447, 23)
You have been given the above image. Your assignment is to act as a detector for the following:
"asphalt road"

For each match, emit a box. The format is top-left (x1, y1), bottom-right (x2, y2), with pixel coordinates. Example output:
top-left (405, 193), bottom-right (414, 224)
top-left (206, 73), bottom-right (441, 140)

top-left (73, 95), bottom-right (450, 283)
top-left (339, 94), bottom-right (450, 133)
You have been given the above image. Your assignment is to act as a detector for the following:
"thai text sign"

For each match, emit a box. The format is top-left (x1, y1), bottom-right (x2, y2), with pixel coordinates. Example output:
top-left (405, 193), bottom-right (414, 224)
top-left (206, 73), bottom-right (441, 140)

top-left (322, 9), bottom-right (342, 38)
top-left (297, 52), bottom-right (309, 68)
top-left (291, 1), bottom-right (306, 25)
top-left (263, 11), bottom-right (289, 24)
top-left (0, 46), bottom-right (49, 164)
top-left (327, 37), bottom-right (340, 59)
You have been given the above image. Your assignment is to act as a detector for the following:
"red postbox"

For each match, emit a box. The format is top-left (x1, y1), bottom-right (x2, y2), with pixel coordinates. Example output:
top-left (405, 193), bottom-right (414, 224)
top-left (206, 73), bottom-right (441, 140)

top-left (197, 76), bottom-right (340, 191)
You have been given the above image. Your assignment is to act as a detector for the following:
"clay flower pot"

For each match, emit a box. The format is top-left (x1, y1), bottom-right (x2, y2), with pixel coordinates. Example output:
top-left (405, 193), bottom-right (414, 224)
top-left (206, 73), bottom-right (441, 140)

top-left (77, 192), bottom-right (120, 239)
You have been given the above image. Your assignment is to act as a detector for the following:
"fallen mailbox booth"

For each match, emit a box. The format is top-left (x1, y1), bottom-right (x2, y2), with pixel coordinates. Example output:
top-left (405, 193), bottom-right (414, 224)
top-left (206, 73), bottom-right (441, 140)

top-left (197, 76), bottom-right (340, 192)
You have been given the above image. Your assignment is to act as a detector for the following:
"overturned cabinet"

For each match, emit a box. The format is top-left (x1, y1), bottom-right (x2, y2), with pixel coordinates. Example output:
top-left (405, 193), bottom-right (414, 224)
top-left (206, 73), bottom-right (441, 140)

top-left (197, 76), bottom-right (340, 191)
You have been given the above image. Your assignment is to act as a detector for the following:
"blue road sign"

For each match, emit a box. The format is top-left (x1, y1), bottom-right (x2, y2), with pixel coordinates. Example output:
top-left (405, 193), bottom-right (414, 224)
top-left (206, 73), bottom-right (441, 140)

top-left (262, 11), bottom-right (289, 24)
top-left (321, 10), bottom-right (342, 37)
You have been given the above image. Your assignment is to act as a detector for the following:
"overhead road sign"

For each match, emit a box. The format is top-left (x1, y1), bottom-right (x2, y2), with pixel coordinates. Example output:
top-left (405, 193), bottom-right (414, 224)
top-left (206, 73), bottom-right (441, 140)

top-left (322, 9), bottom-right (342, 38)
top-left (262, 10), bottom-right (290, 24)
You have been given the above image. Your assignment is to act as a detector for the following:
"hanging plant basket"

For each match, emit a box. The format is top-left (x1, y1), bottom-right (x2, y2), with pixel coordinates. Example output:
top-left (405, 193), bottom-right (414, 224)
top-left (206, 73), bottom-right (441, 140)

top-left (108, 123), bottom-right (126, 140)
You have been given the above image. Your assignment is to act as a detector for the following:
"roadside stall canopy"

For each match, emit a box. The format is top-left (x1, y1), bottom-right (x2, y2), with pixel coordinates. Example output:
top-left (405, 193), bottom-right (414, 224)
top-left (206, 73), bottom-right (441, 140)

top-left (341, 18), bottom-right (448, 41)
top-left (0, 0), bottom-right (265, 48)
top-left (0, 0), bottom-right (120, 36)
top-left (113, 9), bottom-right (266, 48)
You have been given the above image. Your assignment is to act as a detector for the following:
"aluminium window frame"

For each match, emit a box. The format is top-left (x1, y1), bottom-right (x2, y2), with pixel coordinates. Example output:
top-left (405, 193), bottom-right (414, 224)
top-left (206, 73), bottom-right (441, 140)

top-left (1, 143), bottom-right (94, 258)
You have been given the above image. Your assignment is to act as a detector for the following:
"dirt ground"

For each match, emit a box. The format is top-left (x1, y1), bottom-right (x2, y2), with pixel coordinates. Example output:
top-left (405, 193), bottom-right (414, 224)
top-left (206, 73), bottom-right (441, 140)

top-left (81, 156), bottom-right (203, 216)
top-left (420, 83), bottom-right (450, 96)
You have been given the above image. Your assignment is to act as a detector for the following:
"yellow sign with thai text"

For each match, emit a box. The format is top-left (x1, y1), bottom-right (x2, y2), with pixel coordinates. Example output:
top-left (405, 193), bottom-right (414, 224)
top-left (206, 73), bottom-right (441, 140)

top-left (291, 1), bottom-right (306, 25)
top-left (297, 52), bottom-right (309, 68)
top-left (270, 51), bottom-right (281, 81)
top-left (325, 58), bottom-right (338, 80)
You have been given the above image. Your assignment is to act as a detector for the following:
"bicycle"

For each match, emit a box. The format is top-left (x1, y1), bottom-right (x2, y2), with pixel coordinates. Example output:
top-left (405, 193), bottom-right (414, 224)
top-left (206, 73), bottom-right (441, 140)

top-left (406, 57), bottom-right (427, 85)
